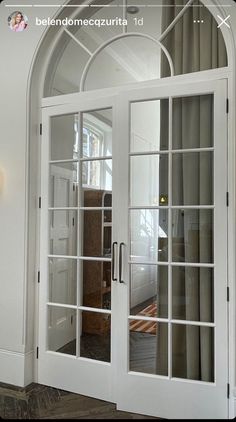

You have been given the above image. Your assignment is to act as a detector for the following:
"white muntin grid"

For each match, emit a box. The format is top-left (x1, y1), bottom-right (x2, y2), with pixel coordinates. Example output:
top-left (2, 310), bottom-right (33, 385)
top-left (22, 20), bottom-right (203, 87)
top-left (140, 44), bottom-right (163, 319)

top-left (127, 94), bottom-right (216, 381)
top-left (45, 94), bottom-right (219, 380)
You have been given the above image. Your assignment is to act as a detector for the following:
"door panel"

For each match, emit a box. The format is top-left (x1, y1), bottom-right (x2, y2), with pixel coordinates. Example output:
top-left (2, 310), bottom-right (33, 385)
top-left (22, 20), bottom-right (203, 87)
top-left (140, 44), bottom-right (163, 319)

top-left (115, 80), bottom-right (228, 419)
top-left (39, 98), bottom-right (115, 402)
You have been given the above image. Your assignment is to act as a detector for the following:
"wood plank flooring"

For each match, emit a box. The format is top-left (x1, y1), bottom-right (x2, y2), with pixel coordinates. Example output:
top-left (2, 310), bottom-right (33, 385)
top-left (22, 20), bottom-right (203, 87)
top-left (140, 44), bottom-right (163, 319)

top-left (0, 383), bottom-right (159, 419)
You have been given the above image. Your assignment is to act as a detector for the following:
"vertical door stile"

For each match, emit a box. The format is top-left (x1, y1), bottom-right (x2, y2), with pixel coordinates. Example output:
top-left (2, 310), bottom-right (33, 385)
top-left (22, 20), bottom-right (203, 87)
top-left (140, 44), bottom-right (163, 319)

top-left (113, 92), bottom-right (130, 395)
top-left (76, 110), bottom-right (82, 359)
top-left (39, 97), bottom-right (116, 402)
top-left (168, 96), bottom-right (173, 380)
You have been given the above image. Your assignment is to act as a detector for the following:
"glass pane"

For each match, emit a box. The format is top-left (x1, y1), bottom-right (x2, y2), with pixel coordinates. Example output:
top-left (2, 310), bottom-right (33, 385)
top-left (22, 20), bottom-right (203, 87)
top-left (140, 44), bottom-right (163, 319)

top-left (82, 210), bottom-right (112, 258)
top-left (81, 189), bottom-right (112, 210)
top-left (48, 31), bottom-right (89, 96)
top-left (172, 95), bottom-right (213, 150)
top-left (130, 264), bottom-right (168, 319)
top-left (104, 192), bottom-right (112, 208)
top-left (172, 324), bottom-right (214, 382)
top-left (48, 306), bottom-right (76, 355)
top-left (172, 209), bottom-right (213, 263)
top-left (172, 152), bottom-right (213, 206)
top-left (172, 267), bottom-right (214, 322)
top-left (81, 261), bottom-right (111, 310)
top-left (82, 109), bottom-right (112, 158)
top-left (84, 36), bottom-right (162, 91)
top-left (130, 155), bottom-right (168, 206)
top-left (130, 99), bottom-right (169, 153)
top-left (129, 321), bottom-right (168, 376)
top-left (82, 159), bottom-right (112, 191)
top-left (130, 209), bottom-right (168, 262)
top-left (51, 114), bottom-right (79, 160)
top-left (104, 210), bottom-right (112, 223)
top-left (49, 258), bottom-right (77, 306)
top-left (161, 1), bottom-right (227, 78)
top-left (80, 311), bottom-right (111, 362)
top-left (104, 227), bottom-right (112, 257)
top-left (49, 210), bottom-right (77, 256)
top-left (50, 162), bottom-right (78, 208)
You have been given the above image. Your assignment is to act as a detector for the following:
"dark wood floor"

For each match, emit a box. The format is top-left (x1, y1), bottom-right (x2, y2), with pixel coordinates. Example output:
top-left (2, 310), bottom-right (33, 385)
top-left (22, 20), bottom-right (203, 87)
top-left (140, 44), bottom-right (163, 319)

top-left (0, 382), bottom-right (158, 419)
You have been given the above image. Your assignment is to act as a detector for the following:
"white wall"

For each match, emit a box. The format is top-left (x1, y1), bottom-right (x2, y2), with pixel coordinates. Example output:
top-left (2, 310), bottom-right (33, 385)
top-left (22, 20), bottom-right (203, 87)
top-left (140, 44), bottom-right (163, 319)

top-left (0, 0), bottom-right (60, 387)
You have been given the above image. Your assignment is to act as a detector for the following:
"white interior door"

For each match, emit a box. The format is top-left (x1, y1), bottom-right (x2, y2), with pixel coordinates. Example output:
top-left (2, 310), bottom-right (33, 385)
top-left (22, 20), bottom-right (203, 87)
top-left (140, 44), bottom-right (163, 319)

top-left (39, 77), bottom-right (228, 419)
top-left (114, 79), bottom-right (228, 419)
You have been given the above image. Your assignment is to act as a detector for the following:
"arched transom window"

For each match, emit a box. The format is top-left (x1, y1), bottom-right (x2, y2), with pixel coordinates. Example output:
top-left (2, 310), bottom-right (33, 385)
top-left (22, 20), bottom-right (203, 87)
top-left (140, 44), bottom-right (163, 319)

top-left (45, 0), bottom-right (227, 96)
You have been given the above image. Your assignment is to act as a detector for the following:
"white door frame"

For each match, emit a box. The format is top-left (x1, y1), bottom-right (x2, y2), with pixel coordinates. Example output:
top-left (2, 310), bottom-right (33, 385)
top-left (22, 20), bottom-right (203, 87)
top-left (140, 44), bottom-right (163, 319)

top-left (38, 74), bottom-right (229, 419)
top-left (42, 68), bottom-right (230, 109)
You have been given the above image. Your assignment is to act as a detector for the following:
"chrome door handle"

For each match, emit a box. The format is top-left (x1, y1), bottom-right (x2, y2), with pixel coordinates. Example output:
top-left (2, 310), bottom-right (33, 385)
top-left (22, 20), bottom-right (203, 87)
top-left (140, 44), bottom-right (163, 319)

top-left (112, 241), bottom-right (118, 281)
top-left (119, 242), bottom-right (125, 284)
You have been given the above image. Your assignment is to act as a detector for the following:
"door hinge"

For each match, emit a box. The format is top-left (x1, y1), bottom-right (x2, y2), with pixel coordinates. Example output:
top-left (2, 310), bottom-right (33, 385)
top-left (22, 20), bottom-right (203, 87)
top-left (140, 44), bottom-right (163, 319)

top-left (227, 287), bottom-right (230, 302)
top-left (39, 197), bottom-right (42, 209)
top-left (226, 99), bottom-right (229, 114)
top-left (226, 192), bottom-right (229, 207)
top-left (227, 383), bottom-right (230, 399)
top-left (37, 271), bottom-right (40, 284)
top-left (36, 347), bottom-right (39, 360)
top-left (72, 217), bottom-right (75, 226)
top-left (40, 123), bottom-right (42, 135)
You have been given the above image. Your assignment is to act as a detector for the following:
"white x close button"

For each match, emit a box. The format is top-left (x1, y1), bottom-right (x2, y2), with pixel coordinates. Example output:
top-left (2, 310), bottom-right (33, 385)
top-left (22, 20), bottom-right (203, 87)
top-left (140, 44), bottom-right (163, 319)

top-left (217, 15), bottom-right (231, 29)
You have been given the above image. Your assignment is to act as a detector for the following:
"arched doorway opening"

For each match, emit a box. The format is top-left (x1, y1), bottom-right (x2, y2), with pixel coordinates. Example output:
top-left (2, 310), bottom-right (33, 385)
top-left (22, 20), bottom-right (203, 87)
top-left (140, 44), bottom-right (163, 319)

top-left (27, 0), bottom-right (236, 419)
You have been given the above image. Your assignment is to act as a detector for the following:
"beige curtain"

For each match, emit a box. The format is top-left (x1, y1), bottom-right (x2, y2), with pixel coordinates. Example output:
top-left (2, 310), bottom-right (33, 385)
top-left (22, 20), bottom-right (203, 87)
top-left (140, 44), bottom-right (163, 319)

top-left (161, 0), bottom-right (227, 76)
top-left (157, 0), bottom-right (227, 381)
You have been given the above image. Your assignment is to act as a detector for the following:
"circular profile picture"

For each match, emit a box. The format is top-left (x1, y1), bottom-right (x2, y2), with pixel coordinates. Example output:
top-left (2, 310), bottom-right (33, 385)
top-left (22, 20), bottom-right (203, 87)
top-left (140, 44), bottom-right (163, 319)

top-left (8, 11), bottom-right (28, 32)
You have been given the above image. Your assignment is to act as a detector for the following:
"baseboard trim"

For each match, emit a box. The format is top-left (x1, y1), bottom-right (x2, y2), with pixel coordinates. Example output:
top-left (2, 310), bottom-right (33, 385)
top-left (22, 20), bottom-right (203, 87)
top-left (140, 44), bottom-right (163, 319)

top-left (0, 349), bottom-right (34, 387)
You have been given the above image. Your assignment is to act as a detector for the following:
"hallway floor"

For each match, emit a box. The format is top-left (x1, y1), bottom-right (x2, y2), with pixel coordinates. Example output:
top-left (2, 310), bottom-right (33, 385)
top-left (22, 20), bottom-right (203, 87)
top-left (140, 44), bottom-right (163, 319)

top-left (0, 383), bottom-right (158, 419)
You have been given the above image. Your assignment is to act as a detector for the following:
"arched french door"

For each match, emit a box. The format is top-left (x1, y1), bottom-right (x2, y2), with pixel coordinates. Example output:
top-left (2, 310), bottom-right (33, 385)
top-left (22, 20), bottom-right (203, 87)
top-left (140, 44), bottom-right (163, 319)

top-left (39, 74), bottom-right (228, 419)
